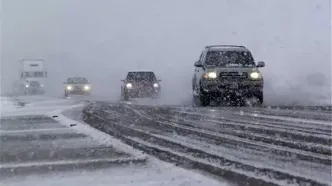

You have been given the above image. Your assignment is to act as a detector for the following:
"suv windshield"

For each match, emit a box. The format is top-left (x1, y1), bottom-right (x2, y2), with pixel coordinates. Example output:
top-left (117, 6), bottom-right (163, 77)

top-left (127, 72), bottom-right (156, 82)
top-left (67, 77), bottom-right (88, 84)
top-left (205, 51), bottom-right (255, 67)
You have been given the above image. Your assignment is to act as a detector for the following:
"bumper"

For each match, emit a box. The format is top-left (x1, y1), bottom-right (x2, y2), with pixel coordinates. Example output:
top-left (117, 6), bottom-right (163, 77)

top-left (201, 80), bottom-right (263, 95)
top-left (125, 88), bottom-right (160, 98)
top-left (66, 89), bottom-right (90, 95)
top-left (25, 87), bottom-right (45, 94)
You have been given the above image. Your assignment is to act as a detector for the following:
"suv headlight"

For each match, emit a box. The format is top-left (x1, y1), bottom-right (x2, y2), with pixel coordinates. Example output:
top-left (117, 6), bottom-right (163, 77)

top-left (250, 72), bottom-right (262, 79)
top-left (153, 83), bottom-right (159, 88)
top-left (126, 83), bottom-right (132, 89)
top-left (25, 84), bottom-right (29, 88)
top-left (84, 85), bottom-right (90, 90)
top-left (203, 72), bottom-right (217, 79)
top-left (67, 85), bottom-right (72, 90)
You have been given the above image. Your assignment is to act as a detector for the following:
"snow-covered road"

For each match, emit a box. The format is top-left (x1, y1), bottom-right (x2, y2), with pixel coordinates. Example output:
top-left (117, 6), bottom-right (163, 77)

top-left (0, 96), bottom-right (229, 186)
top-left (82, 101), bottom-right (332, 186)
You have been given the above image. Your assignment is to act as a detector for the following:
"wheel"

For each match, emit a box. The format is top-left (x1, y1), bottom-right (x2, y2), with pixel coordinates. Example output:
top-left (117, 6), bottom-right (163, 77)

top-left (152, 93), bottom-right (160, 100)
top-left (198, 87), bottom-right (210, 107)
top-left (193, 83), bottom-right (210, 107)
top-left (124, 93), bottom-right (129, 101)
top-left (256, 91), bottom-right (264, 105)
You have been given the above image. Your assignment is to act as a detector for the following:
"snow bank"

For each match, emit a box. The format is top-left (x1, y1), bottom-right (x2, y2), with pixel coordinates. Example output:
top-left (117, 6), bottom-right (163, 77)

top-left (0, 96), bottom-right (81, 117)
top-left (1, 160), bottom-right (227, 186)
top-left (0, 97), bottom-right (18, 114)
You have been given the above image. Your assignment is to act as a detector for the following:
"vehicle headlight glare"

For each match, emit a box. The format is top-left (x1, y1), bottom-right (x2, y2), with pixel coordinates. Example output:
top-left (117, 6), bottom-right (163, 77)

top-left (25, 84), bottom-right (29, 88)
top-left (84, 85), bottom-right (90, 90)
top-left (153, 83), bottom-right (159, 88)
top-left (126, 83), bottom-right (132, 89)
top-left (250, 72), bottom-right (261, 79)
top-left (67, 85), bottom-right (72, 90)
top-left (204, 72), bottom-right (217, 79)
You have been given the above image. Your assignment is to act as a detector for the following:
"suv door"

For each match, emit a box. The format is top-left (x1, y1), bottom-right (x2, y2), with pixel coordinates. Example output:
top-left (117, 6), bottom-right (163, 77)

top-left (121, 74), bottom-right (128, 96)
top-left (194, 50), bottom-right (207, 93)
top-left (192, 53), bottom-right (202, 91)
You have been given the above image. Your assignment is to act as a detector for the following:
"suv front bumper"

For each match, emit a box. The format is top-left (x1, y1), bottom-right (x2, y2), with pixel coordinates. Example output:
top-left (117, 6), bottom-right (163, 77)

top-left (125, 88), bottom-right (160, 98)
top-left (201, 80), bottom-right (263, 95)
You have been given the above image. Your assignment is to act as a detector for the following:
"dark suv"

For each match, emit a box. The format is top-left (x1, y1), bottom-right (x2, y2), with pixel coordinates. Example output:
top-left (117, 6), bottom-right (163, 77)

top-left (121, 71), bottom-right (161, 101)
top-left (192, 45), bottom-right (265, 106)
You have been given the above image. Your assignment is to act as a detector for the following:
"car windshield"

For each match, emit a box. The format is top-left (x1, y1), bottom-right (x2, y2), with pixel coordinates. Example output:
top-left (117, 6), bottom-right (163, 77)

top-left (205, 51), bottom-right (256, 67)
top-left (67, 77), bottom-right (88, 84)
top-left (126, 72), bottom-right (156, 82)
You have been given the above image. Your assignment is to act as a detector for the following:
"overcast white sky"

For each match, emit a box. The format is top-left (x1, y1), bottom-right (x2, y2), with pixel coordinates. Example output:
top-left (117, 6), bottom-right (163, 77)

top-left (1, 0), bottom-right (331, 105)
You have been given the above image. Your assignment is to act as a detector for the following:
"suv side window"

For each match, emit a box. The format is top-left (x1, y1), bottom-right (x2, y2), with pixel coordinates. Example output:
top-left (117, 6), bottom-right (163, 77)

top-left (200, 50), bottom-right (208, 65)
top-left (199, 53), bottom-right (203, 61)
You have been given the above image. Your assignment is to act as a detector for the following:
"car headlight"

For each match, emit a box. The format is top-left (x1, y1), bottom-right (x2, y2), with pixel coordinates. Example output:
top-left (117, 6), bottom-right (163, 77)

top-left (66, 85), bottom-right (72, 90)
top-left (250, 72), bottom-right (262, 79)
top-left (25, 84), bottom-right (29, 88)
top-left (84, 85), bottom-right (90, 90)
top-left (126, 83), bottom-right (132, 89)
top-left (153, 83), bottom-right (159, 88)
top-left (204, 72), bottom-right (217, 79)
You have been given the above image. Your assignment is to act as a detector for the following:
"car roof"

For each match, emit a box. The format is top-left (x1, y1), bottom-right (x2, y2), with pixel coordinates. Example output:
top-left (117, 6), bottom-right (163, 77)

top-left (68, 77), bottom-right (87, 79)
top-left (206, 45), bottom-right (249, 52)
top-left (127, 70), bottom-right (155, 73)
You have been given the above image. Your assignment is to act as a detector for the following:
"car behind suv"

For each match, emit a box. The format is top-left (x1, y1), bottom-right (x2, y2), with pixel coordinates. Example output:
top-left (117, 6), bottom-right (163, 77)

top-left (192, 45), bottom-right (265, 106)
top-left (121, 71), bottom-right (161, 101)
top-left (64, 77), bottom-right (91, 97)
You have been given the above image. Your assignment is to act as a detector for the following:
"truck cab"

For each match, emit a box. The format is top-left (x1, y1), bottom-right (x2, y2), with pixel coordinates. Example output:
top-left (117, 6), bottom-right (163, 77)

top-left (16, 59), bottom-right (47, 95)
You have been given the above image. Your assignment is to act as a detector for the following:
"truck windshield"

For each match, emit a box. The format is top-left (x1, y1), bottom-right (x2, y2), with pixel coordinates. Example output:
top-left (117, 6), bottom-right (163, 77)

top-left (205, 51), bottom-right (256, 67)
top-left (23, 72), bottom-right (45, 78)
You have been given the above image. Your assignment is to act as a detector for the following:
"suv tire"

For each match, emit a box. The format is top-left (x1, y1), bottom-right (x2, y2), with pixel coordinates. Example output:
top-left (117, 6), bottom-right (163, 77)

top-left (198, 86), bottom-right (210, 107)
top-left (124, 93), bottom-right (129, 101)
top-left (257, 91), bottom-right (264, 105)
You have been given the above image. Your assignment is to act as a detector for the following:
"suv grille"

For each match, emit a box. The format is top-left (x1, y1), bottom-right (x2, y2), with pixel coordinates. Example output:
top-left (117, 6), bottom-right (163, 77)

top-left (29, 81), bottom-right (41, 87)
top-left (219, 72), bottom-right (248, 80)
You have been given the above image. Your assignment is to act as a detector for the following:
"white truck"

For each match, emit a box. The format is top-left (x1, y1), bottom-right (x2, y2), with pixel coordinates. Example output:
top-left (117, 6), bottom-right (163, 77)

top-left (13, 59), bottom-right (47, 95)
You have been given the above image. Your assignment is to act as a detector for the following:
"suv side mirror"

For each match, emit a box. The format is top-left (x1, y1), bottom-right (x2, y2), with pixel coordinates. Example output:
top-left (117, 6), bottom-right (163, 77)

top-left (256, 61), bottom-right (265, 68)
top-left (194, 61), bottom-right (203, 67)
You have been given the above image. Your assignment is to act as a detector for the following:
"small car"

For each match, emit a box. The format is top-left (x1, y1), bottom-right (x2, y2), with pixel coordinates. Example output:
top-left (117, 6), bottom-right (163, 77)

top-left (121, 71), bottom-right (161, 101)
top-left (192, 45), bottom-right (265, 106)
top-left (64, 77), bottom-right (91, 97)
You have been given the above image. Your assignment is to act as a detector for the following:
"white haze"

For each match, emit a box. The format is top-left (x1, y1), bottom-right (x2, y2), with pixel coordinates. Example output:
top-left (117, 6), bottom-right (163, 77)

top-left (1, 0), bottom-right (331, 105)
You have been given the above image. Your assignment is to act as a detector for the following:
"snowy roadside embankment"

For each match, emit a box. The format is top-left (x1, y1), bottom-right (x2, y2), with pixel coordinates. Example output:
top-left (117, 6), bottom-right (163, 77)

top-left (1, 96), bottom-right (228, 186)
top-left (0, 97), bottom-right (19, 114)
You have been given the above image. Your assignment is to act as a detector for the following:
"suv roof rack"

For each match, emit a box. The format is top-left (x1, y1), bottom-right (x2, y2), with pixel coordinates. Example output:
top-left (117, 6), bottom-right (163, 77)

top-left (205, 45), bottom-right (246, 49)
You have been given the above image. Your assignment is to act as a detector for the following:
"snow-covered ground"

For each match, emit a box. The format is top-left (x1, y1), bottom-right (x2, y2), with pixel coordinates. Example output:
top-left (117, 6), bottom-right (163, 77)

top-left (1, 160), bottom-right (227, 186)
top-left (0, 97), bottom-right (18, 113)
top-left (0, 96), bottom-right (229, 186)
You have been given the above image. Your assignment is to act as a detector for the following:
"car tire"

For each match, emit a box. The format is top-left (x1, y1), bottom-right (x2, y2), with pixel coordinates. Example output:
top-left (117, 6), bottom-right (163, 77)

top-left (152, 92), bottom-right (161, 100)
top-left (198, 87), bottom-right (210, 107)
top-left (257, 92), bottom-right (264, 105)
top-left (124, 93), bottom-right (129, 101)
